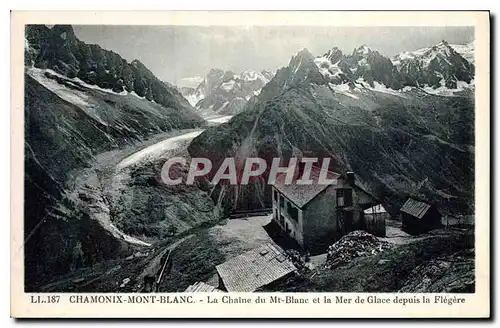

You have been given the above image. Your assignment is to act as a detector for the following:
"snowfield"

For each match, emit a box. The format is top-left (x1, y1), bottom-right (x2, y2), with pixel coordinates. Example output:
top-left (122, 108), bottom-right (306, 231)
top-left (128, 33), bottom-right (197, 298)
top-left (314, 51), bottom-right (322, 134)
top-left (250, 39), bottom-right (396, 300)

top-left (422, 79), bottom-right (474, 97)
top-left (27, 68), bottom-right (110, 126)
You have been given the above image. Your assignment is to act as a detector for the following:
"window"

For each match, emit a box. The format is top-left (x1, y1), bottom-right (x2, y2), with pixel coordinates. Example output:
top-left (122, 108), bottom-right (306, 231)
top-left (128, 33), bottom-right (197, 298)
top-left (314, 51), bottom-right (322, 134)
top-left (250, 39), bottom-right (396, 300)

top-left (287, 202), bottom-right (299, 222)
top-left (279, 196), bottom-right (285, 209)
top-left (337, 189), bottom-right (345, 207)
top-left (273, 190), bottom-right (278, 202)
top-left (285, 222), bottom-right (292, 235)
top-left (337, 188), bottom-right (352, 207)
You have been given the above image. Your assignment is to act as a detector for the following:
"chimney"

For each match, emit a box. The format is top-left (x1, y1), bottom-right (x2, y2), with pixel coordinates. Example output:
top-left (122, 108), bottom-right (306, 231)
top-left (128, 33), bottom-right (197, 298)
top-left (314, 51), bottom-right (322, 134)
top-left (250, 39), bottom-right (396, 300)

top-left (346, 171), bottom-right (355, 186)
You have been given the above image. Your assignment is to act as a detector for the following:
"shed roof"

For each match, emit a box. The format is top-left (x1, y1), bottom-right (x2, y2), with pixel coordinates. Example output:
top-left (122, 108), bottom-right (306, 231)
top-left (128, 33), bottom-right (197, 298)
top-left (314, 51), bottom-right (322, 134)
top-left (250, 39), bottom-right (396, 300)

top-left (215, 243), bottom-right (296, 292)
top-left (272, 166), bottom-right (340, 208)
top-left (400, 198), bottom-right (432, 219)
top-left (184, 281), bottom-right (223, 293)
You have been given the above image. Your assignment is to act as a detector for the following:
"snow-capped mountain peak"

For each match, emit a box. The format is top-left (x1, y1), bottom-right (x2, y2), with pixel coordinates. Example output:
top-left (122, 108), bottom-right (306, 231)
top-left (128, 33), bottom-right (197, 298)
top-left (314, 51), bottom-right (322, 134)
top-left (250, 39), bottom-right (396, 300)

top-left (354, 44), bottom-right (372, 56)
top-left (393, 39), bottom-right (472, 67)
top-left (313, 45), bottom-right (399, 89)
top-left (178, 68), bottom-right (275, 114)
top-left (311, 39), bottom-right (475, 96)
top-left (236, 70), bottom-right (272, 84)
top-left (289, 48), bottom-right (316, 71)
top-left (393, 39), bottom-right (474, 92)
top-left (321, 47), bottom-right (343, 64)
top-left (449, 40), bottom-right (475, 64)
top-left (314, 50), bottom-right (346, 84)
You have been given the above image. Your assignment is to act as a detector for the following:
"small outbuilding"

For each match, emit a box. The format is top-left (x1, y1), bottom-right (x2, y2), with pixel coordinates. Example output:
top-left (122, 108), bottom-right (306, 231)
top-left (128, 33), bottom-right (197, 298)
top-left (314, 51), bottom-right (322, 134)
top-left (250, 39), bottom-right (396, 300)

top-left (400, 198), bottom-right (442, 234)
top-left (215, 243), bottom-right (296, 292)
top-left (363, 204), bottom-right (389, 237)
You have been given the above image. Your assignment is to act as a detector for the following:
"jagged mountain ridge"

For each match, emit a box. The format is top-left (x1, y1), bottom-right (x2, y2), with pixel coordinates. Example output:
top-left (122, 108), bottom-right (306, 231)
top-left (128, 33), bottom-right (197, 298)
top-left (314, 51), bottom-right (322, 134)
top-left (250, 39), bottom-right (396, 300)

top-left (180, 40), bottom-right (474, 114)
top-left (25, 25), bottom-right (196, 112)
top-left (314, 40), bottom-right (474, 93)
top-left (188, 42), bottom-right (474, 216)
top-left (394, 40), bottom-right (475, 66)
top-left (315, 45), bottom-right (403, 90)
top-left (179, 68), bottom-right (274, 115)
top-left (393, 40), bottom-right (474, 90)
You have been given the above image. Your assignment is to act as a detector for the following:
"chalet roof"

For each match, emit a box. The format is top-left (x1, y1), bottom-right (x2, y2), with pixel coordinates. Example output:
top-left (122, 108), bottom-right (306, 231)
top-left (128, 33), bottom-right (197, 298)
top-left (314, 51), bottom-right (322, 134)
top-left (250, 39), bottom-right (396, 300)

top-left (272, 166), bottom-right (340, 208)
top-left (184, 281), bottom-right (223, 293)
top-left (215, 243), bottom-right (296, 292)
top-left (400, 198), bottom-right (432, 219)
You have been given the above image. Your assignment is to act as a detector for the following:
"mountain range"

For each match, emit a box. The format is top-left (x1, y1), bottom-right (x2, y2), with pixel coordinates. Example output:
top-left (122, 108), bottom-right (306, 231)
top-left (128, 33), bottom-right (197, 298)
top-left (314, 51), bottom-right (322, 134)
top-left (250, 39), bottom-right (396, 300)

top-left (314, 40), bottom-right (474, 95)
top-left (188, 40), bottom-right (475, 216)
top-left (179, 69), bottom-right (274, 115)
top-left (180, 40), bottom-right (474, 116)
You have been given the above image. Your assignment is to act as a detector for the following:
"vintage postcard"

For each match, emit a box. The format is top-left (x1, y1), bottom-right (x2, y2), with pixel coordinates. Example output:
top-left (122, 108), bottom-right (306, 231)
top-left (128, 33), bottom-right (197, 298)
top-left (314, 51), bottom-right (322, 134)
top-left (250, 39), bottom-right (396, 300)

top-left (11, 11), bottom-right (490, 318)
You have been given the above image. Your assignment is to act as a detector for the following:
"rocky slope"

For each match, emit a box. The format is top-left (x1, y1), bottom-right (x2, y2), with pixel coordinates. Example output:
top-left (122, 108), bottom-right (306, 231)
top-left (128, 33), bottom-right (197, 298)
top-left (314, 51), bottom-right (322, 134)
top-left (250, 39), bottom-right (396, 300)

top-left (179, 69), bottom-right (274, 115)
top-left (24, 25), bottom-right (206, 290)
top-left (188, 43), bottom-right (475, 216)
top-left (272, 229), bottom-right (473, 292)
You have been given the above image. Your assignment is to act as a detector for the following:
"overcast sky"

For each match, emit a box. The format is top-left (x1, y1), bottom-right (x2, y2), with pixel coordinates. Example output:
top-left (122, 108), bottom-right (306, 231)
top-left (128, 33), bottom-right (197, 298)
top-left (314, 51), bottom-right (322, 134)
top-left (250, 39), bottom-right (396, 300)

top-left (73, 25), bottom-right (474, 85)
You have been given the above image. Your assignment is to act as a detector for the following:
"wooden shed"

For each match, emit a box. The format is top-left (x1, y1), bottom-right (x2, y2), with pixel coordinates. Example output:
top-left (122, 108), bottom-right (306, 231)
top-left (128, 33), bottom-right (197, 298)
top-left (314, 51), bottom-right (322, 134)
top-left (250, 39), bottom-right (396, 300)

top-left (215, 243), bottom-right (296, 292)
top-left (400, 198), bottom-right (442, 234)
top-left (363, 204), bottom-right (389, 237)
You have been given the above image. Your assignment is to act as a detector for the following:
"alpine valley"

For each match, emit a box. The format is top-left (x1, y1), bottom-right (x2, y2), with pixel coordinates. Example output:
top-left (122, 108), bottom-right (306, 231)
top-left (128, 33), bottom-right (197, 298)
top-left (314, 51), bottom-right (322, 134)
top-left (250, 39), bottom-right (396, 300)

top-left (23, 24), bottom-right (475, 294)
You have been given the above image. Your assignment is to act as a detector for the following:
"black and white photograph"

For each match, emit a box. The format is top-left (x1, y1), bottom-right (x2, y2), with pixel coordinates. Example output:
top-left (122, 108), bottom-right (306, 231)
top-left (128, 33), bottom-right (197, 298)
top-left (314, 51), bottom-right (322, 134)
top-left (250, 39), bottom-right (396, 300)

top-left (21, 22), bottom-right (479, 294)
top-left (9, 10), bottom-right (491, 319)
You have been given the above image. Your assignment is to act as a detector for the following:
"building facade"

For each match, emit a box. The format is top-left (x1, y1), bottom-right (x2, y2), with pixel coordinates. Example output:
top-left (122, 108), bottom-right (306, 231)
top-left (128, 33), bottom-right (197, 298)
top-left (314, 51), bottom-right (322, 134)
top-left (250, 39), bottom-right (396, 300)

top-left (271, 168), bottom-right (381, 252)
